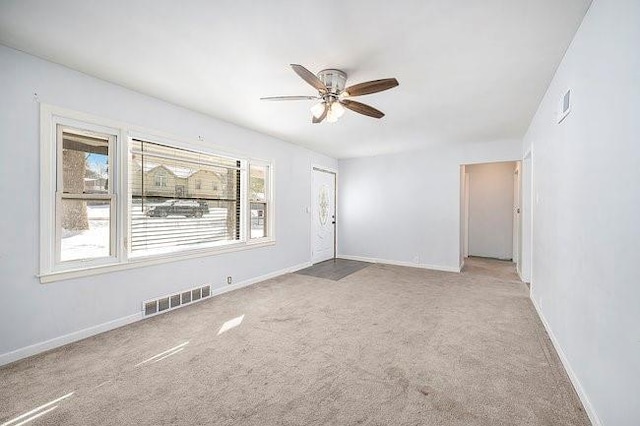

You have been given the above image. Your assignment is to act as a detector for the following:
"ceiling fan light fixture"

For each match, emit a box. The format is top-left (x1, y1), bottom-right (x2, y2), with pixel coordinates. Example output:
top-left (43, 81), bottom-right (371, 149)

top-left (331, 101), bottom-right (345, 118)
top-left (310, 102), bottom-right (326, 118)
top-left (262, 64), bottom-right (399, 123)
top-left (326, 111), bottom-right (339, 123)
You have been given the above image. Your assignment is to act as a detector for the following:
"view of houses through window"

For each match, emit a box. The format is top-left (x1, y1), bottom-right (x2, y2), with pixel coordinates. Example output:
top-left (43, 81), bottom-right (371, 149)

top-left (130, 139), bottom-right (242, 257)
top-left (49, 115), bottom-right (272, 274)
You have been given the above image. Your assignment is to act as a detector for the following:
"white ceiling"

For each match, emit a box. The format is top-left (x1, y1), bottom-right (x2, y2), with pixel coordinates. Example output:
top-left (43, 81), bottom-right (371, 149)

top-left (0, 0), bottom-right (591, 159)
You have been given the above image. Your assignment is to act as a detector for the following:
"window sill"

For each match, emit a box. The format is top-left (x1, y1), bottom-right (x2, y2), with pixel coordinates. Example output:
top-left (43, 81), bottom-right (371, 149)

top-left (38, 239), bottom-right (276, 284)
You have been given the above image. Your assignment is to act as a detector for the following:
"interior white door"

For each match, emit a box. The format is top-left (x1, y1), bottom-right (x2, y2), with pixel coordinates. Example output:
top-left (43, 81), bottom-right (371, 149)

top-left (311, 168), bottom-right (336, 264)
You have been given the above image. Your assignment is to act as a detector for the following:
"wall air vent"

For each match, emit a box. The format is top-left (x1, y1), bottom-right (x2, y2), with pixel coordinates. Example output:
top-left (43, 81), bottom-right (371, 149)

top-left (202, 286), bottom-right (211, 298)
top-left (144, 301), bottom-right (158, 316)
top-left (158, 297), bottom-right (170, 312)
top-left (192, 288), bottom-right (202, 301)
top-left (170, 294), bottom-right (181, 308)
top-left (142, 285), bottom-right (212, 317)
top-left (558, 89), bottom-right (571, 123)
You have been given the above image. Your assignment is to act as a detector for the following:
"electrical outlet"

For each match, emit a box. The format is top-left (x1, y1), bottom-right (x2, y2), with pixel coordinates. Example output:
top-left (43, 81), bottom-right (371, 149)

top-left (227, 276), bottom-right (232, 285)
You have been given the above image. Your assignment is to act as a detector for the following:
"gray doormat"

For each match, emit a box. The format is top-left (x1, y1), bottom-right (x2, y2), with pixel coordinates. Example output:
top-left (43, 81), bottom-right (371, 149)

top-left (295, 258), bottom-right (371, 281)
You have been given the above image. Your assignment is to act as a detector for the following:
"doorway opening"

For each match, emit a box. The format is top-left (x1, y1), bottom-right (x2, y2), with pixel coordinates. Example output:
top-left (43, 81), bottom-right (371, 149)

top-left (311, 167), bottom-right (337, 264)
top-left (460, 161), bottom-right (521, 271)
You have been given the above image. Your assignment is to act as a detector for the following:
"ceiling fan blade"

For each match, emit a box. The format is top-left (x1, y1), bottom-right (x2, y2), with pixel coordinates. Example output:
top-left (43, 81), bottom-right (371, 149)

top-left (343, 78), bottom-right (399, 97)
top-left (260, 95), bottom-right (319, 101)
top-left (291, 64), bottom-right (327, 93)
top-left (312, 103), bottom-right (328, 124)
top-left (341, 100), bottom-right (385, 119)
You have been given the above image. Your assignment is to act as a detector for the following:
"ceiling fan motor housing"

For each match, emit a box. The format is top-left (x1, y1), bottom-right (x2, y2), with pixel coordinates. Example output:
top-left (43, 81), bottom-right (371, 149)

top-left (317, 69), bottom-right (347, 96)
top-left (261, 64), bottom-right (395, 122)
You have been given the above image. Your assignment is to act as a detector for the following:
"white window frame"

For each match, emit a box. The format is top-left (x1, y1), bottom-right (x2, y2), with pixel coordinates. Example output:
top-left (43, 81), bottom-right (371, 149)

top-left (39, 104), bottom-right (275, 283)
top-left (127, 134), bottom-right (250, 258)
top-left (41, 112), bottom-right (124, 275)
top-left (55, 124), bottom-right (118, 267)
top-left (247, 160), bottom-right (273, 242)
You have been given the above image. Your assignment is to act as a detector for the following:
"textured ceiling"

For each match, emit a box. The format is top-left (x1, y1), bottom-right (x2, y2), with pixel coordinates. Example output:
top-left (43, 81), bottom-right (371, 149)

top-left (0, 0), bottom-right (591, 158)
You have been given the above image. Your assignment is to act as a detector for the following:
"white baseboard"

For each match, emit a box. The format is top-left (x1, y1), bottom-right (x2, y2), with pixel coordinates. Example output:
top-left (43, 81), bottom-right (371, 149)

top-left (517, 267), bottom-right (529, 284)
top-left (0, 261), bottom-right (311, 367)
top-left (530, 294), bottom-right (602, 426)
top-left (0, 312), bottom-right (143, 367)
top-left (209, 261), bottom-right (311, 298)
top-left (338, 255), bottom-right (460, 273)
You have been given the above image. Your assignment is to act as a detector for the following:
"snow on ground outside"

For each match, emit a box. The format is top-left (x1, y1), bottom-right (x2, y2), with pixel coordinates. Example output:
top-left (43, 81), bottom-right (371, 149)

top-left (61, 203), bottom-right (265, 262)
top-left (61, 205), bottom-right (110, 261)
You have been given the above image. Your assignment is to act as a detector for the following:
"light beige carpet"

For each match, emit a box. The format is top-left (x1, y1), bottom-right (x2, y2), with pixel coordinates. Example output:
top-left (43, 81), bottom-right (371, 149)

top-left (0, 258), bottom-right (589, 425)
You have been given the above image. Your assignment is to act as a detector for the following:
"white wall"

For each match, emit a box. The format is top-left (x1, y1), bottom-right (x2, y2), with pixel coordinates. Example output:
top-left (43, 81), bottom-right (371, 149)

top-left (0, 46), bottom-right (337, 364)
top-left (338, 139), bottom-right (521, 271)
top-left (466, 162), bottom-right (515, 260)
top-left (522, 0), bottom-right (640, 424)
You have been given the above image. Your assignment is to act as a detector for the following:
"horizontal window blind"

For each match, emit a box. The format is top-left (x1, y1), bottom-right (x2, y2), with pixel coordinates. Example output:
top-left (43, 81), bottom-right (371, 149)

top-left (130, 139), bottom-right (241, 257)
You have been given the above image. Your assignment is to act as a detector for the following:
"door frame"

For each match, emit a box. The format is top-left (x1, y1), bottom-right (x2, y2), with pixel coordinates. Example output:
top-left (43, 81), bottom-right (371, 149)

top-left (464, 169), bottom-right (470, 259)
top-left (520, 149), bottom-right (533, 283)
top-left (310, 165), bottom-right (338, 264)
top-left (513, 161), bottom-right (522, 272)
top-left (460, 160), bottom-right (520, 265)
top-left (458, 165), bottom-right (470, 270)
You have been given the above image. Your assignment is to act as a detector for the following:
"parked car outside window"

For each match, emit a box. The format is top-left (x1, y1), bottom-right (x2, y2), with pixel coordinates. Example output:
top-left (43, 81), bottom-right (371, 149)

top-left (146, 200), bottom-right (209, 218)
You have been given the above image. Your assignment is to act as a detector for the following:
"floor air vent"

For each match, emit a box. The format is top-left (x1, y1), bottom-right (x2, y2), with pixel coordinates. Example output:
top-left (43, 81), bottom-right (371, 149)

top-left (143, 285), bottom-right (212, 317)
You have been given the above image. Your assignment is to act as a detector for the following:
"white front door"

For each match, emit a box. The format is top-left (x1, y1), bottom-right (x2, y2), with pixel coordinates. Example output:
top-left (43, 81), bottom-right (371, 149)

top-left (311, 168), bottom-right (336, 264)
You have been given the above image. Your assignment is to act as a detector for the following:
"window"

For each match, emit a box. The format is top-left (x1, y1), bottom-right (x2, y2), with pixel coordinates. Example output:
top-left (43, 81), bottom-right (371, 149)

top-left (40, 105), bottom-right (274, 282)
top-left (154, 173), bottom-right (167, 187)
top-left (249, 163), bottom-right (269, 239)
top-left (130, 139), bottom-right (243, 257)
top-left (56, 125), bottom-right (117, 265)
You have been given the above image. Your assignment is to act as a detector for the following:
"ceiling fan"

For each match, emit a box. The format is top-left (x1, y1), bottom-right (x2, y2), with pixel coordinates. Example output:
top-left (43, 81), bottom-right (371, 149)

top-left (261, 64), bottom-right (399, 123)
